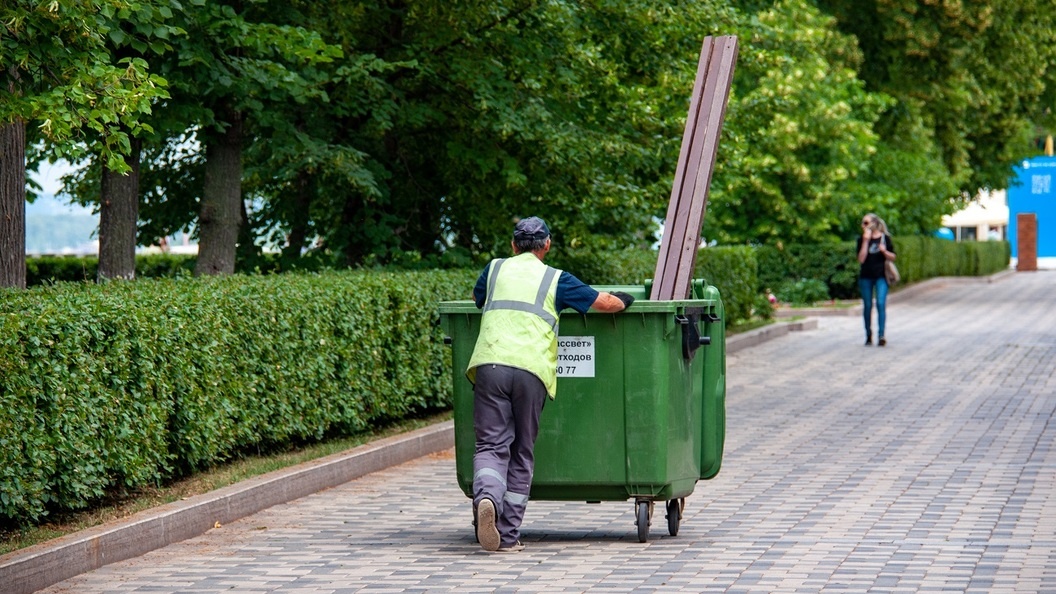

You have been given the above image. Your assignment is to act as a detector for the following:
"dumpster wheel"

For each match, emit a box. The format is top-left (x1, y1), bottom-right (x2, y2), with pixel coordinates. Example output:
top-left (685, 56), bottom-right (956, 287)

top-left (635, 500), bottom-right (653, 542)
top-left (666, 498), bottom-right (684, 536)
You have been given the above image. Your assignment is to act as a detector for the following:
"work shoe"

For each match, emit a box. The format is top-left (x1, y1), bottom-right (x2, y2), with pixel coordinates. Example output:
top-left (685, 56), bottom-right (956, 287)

top-left (494, 541), bottom-right (525, 553)
top-left (476, 498), bottom-right (500, 552)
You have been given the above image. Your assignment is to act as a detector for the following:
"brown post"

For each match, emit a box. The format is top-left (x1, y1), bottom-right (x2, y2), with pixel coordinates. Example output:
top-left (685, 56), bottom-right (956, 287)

top-left (1016, 213), bottom-right (1037, 272)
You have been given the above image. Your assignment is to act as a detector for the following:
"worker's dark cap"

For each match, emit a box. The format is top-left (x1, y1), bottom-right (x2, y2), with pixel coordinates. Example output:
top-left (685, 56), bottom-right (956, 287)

top-left (513, 216), bottom-right (550, 241)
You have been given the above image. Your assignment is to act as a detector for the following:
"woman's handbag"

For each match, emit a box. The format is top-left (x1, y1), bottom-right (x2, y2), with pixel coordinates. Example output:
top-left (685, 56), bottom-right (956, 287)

top-left (885, 260), bottom-right (900, 285)
top-left (881, 236), bottom-right (899, 285)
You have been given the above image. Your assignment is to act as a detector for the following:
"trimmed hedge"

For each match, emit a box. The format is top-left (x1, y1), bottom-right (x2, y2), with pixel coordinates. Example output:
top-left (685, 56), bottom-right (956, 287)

top-left (5, 239), bottom-right (1006, 523)
top-left (552, 245), bottom-right (758, 324)
top-left (27, 254), bottom-right (198, 286)
top-left (0, 269), bottom-right (473, 524)
top-left (26, 252), bottom-right (342, 287)
top-left (757, 238), bottom-right (1010, 300)
top-left (891, 236), bottom-right (1010, 282)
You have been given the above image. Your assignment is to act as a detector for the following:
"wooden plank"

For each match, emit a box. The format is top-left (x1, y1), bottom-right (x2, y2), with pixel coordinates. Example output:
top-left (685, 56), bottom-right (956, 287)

top-left (651, 35), bottom-right (738, 300)
top-left (652, 37), bottom-right (715, 300)
top-left (668, 36), bottom-right (738, 300)
top-left (655, 35), bottom-right (738, 300)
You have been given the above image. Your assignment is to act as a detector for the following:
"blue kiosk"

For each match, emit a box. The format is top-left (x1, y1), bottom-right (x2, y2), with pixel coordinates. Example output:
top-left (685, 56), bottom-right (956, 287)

top-left (1008, 156), bottom-right (1056, 258)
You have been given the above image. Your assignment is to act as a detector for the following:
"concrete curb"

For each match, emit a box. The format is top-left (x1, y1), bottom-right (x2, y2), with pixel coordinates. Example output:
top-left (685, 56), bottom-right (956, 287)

top-left (727, 318), bottom-right (818, 353)
top-left (0, 421), bottom-right (455, 594)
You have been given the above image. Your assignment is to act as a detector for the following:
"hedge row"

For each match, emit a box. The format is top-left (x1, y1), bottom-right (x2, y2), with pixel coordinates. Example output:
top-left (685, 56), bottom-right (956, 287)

top-left (28, 237), bottom-right (1008, 320)
top-left (30, 248), bottom-right (762, 323)
top-left (25, 252), bottom-right (345, 286)
top-left (557, 238), bottom-right (1008, 311)
top-left (4, 240), bottom-right (1009, 523)
top-left (756, 238), bottom-right (1010, 300)
top-left (0, 269), bottom-right (473, 524)
top-left (553, 245), bottom-right (759, 323)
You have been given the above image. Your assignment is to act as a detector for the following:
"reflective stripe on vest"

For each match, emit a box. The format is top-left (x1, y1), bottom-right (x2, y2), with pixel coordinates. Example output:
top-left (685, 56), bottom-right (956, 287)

top-left (466, 253), bottom-right (561, 397)
top-left (483, 259), bottom-right (559, 332)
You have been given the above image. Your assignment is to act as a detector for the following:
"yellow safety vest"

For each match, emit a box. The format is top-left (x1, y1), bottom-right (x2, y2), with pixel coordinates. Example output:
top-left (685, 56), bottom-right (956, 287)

top-left (466, 252), bottom-right (561, 398)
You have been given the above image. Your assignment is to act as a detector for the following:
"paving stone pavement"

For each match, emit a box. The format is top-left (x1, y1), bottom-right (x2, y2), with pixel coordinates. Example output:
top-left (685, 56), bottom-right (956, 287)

top-left (36, 271), bottom-right (1056, 594)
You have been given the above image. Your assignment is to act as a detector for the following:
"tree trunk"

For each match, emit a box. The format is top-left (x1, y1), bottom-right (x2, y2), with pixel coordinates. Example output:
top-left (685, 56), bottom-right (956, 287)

top-left (235, 195), bottom-right (260, 264)
top-left (0, 119), bottom-right (26, 289)
top-left (282, 169), bottom-right (312, 259)
top-left (98, 136), bottom-right (142, 281)
top-left (194, 111), bottom-right (243, 276)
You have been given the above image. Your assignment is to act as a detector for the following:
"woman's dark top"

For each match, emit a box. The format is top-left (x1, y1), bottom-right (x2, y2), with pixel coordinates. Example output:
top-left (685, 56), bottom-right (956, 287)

top-left (857, 234), bottom-right (895, 280)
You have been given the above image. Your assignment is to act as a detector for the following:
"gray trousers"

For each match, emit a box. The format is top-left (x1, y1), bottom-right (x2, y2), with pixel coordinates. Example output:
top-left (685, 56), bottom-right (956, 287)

top-left (472, 364), bottom-right (547, 547)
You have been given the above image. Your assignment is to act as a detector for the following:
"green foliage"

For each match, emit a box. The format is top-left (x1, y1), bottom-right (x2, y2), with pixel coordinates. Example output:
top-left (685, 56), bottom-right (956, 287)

top-left (775, 278), bottom-right (829, 306)
top-left (707, 0), bottom-right (891, 245)
top-left (816, 0), bottom-right (1056, 200)
top-left (24, 252), bottom-right (357, 287)
top-left (750, 291), bottom-right (776, 321)
top-left (26, 256), bottom-right (99, 286)
top-left (26, 254), bottom-right (198, 286)
top-left (11, 0), bottom-right (1055, 284)
top-left (695, 246), bottom-right (758, 324)
top-left (757, 242), bottom-right (859, 299)
top-left (552, 245), bottom-right (758, 325)
top-left (892, 238), bottom-right (1011, 283)
top-left (1, 0), bottom-right (171, 172)
top-left (0, 269), bottom-right (473, 524)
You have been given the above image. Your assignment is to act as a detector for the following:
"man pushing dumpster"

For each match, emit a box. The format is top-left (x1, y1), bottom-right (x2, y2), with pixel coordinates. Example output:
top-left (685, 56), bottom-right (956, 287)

top-left (466, 216), bottom-right (636, 552)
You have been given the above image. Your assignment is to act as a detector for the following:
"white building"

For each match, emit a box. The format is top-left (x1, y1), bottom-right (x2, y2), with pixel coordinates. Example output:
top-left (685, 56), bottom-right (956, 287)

top-left (941, 189), bottom-right (1008, 241)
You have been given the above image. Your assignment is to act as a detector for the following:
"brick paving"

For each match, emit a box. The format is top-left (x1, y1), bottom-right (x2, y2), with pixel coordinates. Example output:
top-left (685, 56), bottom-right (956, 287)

top-left (37, 271), bottom-right (1056, 593)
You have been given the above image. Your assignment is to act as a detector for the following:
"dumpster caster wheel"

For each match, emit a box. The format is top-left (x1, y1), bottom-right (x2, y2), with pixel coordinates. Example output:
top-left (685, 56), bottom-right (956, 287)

top-left (636, 500), bottom-right (652, 543)
top-left (666, 499), bottom-right (683, 536)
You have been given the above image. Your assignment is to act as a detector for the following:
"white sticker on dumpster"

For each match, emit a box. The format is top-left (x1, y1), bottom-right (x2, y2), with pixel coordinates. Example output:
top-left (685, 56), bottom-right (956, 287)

top-left (557, 336), bottom-right (595, 378)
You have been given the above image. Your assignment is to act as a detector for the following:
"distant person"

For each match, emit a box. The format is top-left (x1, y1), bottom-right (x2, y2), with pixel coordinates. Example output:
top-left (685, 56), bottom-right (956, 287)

top-left (466, 216), bottom-right (634, 552)
top-left (857, 213), bottom-right (896, 346)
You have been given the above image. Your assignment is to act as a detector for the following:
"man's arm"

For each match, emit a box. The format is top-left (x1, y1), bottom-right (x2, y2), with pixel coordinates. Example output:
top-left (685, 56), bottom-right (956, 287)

top-left (557, 271), bottom-right (634, 313)
top-left (591, 291), bottom-right (633, 313)
top-left (472, 264), bottom-right (492, 307)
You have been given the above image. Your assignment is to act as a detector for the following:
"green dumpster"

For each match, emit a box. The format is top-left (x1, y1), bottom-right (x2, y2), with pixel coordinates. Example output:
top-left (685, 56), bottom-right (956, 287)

top-left (438, 280), bottom-right (726, 542)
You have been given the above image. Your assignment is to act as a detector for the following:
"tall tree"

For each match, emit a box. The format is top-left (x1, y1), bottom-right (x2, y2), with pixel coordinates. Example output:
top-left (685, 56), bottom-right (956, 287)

top-left (0, 111), bottom-right (26, 285)
top-left (1, 0), bottom-right (165, 288)
top-left (195, 103), bottom-right (243, 275)
top-left (98, 137), bottom-right (142, 280)
top-left (268, 0), bottom-right (743, 265)
top-left (148, 0), bottom-right (341, 276)
top-left (706, 0), bottom-right (889, 245)
top-left (96, 1), bottom-right (183, 281)
top-left (816, 0), bottom-right (1056, 207)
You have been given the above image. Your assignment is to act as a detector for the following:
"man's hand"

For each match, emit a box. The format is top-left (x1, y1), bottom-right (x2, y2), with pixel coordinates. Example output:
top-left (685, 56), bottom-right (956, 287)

top-left (591, 291), bottom-right (634, 312)
top-left (610, 291), bottom-right (635, 309)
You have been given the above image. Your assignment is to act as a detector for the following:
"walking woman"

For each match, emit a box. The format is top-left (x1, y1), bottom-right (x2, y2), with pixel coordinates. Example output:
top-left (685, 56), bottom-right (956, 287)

top-left (857, 213), bottom-right (896, 346)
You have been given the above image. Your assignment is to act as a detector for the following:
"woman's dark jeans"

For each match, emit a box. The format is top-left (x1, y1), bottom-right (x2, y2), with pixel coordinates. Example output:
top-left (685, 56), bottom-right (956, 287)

top-left (859, 276), bottom-right (889, 339)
